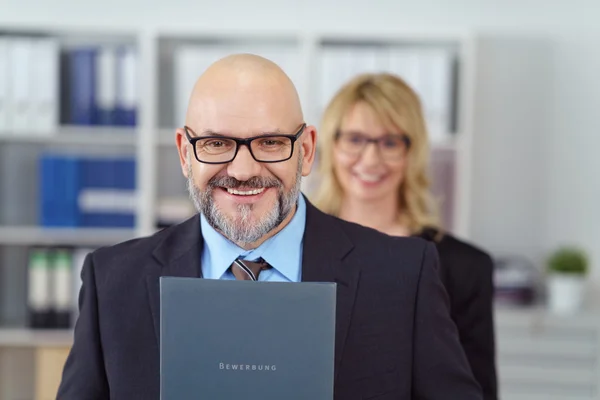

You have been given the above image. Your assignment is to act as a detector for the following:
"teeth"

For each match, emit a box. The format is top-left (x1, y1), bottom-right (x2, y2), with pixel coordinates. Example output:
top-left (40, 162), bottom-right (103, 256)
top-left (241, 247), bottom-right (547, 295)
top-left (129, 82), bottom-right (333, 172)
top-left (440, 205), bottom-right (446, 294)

top-left (356, 173), bottom-right (383, 183)
top-left (227, 188), bottom-right (266, 196)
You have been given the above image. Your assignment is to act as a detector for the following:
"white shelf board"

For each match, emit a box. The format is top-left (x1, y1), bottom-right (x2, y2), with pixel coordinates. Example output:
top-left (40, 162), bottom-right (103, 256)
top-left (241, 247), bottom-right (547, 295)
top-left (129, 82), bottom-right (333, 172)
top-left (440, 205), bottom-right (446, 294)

top-left (0, 23), bottom-right (138, 39)
top-left (313, 28), bottom-right (472, 44)
top-left (0, 328), bottom-right (73, 348)
top-left (0, 226), bottom-right (137, 247)
top-left (155, 27), bottom-right (301, 42)
top-left (157, 128), bottom-right (459, 151)
top-left (495, 305), bottom-right (600, 328)
top-left (0, 126), bottom-right (137, 146)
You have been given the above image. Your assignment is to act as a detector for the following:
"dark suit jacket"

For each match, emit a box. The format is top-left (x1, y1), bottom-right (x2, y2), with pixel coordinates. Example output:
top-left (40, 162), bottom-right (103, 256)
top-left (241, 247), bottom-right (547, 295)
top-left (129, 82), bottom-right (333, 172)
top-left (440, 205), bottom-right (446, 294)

top-left (57, 199), bottom-right (482, 399)
top-left (416, 228), bottom-right (497, 400)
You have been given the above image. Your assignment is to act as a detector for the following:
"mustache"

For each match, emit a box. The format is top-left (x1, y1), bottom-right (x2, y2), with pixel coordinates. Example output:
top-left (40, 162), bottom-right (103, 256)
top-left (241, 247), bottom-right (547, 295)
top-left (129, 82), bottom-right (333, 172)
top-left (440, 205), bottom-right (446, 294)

top-left (208, 175), bottom-right (282, 190)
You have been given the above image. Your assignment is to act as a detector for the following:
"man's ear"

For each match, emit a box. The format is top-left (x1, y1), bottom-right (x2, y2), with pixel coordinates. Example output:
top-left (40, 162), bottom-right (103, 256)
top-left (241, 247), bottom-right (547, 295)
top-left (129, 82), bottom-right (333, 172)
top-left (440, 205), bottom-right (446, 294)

top-left (175, 128), bottom-right (191, 178)
top-left (300, 125), bottom-right (317, 177)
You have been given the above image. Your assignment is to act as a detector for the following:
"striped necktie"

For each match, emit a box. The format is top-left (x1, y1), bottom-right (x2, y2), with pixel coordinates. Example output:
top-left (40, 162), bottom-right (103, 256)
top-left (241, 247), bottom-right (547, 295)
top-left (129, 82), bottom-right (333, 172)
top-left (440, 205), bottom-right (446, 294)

top-left (230, 257), bottom-right (272, 281)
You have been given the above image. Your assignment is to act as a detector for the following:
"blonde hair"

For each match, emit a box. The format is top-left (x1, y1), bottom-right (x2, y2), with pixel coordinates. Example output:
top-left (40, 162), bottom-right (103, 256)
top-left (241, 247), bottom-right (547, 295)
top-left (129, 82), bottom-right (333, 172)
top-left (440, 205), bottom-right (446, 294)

top-left (311, 72), bottom-right (441, 235)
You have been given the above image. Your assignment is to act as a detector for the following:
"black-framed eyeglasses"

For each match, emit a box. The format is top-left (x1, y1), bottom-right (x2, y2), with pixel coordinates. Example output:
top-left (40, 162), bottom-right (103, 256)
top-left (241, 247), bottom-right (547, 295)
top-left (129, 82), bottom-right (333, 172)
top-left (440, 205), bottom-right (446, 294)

top-left (184, 123), bottom-right (306, 164)
top-left (335, 130), bottom-right (411, 161)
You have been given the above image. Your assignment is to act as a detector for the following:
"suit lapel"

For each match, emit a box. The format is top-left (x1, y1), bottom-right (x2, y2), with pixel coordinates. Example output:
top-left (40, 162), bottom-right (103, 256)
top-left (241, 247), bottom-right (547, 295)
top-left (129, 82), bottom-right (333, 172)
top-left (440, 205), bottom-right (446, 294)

top-left (302, 198), bottom-right (359, 380)
top-left (146, 215), bottom-right (203, 343)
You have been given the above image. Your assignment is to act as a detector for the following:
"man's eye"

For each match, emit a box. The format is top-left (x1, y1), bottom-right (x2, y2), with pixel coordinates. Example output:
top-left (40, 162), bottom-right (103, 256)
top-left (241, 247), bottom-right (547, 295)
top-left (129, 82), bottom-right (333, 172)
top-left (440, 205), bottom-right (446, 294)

top-left (206, 140), bottom-right (225, 148)
top-left (261, 139), bottom-right (283, 146)
top-left (198, 139), bottom-right (234, 153)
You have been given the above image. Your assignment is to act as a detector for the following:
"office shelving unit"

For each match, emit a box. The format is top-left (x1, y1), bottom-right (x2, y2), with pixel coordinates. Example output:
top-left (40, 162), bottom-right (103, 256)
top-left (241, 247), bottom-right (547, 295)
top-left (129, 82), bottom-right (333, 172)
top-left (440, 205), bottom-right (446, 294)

top-left (0, 23), bottom-right (477, 399)
top-left (0, 226), bottom-right (135, 247)
top-left (0, 25), bottom-right (143, 400)
top-left (495, 307), bottom-right (600, 400)
top-left (0, 24), bottom-right (477, 240)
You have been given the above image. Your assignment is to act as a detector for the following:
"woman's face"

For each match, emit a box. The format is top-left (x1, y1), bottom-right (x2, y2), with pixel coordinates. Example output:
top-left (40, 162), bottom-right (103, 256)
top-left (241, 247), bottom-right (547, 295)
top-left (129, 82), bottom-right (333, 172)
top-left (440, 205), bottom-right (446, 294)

top-left (333, 101), bottom-right (409, 203)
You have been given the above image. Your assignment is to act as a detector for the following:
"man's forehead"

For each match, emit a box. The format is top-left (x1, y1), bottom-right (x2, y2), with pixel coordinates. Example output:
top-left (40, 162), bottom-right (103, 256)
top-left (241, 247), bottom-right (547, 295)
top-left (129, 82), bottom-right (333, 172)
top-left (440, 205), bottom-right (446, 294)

top-left (186, 94), bottom-right (301, 137)
top-left (187, 123), bottom-right (298, 138)
top-left (185, 58), bottom-right (303, 132)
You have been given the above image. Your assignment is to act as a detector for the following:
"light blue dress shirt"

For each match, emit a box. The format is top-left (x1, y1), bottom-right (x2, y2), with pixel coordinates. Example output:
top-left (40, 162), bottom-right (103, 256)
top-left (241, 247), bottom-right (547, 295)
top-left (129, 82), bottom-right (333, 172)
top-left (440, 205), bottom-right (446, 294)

top-left (200, 195), bottom-right (306, 282)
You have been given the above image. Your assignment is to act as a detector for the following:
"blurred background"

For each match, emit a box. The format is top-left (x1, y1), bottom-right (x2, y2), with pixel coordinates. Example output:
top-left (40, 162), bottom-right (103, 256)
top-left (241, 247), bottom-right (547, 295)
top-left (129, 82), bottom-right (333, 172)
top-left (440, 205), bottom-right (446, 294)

top-left (0, 0), bottom-right (599, 399)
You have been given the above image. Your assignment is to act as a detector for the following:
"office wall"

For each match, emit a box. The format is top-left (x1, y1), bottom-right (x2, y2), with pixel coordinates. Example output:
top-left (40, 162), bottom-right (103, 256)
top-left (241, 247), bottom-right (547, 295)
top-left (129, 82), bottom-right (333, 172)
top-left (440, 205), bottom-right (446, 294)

top-left (2, 0), bottom-right (599, 295)
top-left (545, 33), bottom-right (600, 301)
top-left (1, 0), bottom-right (599, 31)
top-left (470, 34), bottom-right (552, 264)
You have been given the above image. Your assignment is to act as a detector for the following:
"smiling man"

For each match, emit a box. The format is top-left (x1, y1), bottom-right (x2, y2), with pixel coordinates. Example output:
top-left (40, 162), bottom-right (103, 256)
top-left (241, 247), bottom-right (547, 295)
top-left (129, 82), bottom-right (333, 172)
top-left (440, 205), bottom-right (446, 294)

top-left (56, 54), bottom-right (483, 399)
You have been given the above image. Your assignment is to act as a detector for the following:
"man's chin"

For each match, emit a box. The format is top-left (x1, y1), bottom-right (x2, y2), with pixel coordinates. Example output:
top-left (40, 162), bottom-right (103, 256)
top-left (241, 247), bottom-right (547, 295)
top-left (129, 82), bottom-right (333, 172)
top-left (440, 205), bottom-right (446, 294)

top-left (229, 215), bottom-right (258, 227)
top-left (217, 217), bottom-right (271, 246)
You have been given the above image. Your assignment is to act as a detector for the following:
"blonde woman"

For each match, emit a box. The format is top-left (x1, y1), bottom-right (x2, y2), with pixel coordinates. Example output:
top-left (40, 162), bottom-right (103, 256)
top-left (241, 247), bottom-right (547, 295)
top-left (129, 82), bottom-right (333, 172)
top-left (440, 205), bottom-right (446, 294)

top-left (312, 72), bottom-right (497, 399)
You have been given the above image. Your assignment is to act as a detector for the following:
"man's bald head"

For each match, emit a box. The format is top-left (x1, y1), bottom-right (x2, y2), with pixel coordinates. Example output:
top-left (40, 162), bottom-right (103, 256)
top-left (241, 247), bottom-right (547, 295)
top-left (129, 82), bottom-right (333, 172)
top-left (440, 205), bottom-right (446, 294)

top-left (185, 54), bottom-right (303, 129)
top-left (175, 53), bottom-right (318, 249)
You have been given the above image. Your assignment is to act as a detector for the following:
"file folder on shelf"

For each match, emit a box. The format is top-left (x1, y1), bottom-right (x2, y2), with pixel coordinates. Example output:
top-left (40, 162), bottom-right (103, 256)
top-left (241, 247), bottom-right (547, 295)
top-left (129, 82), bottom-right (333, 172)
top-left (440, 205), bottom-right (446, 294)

top-left (95, 46), bottom-right (118, 125)
top-left (31, 37), bottom-right (60, 134)
top-left (115, 46), bottom-right (138, 126)
top-left (39, 154), bottom-right (81, 227)
top-left (39, 153), bottom-right (136, 228)
top-left (68, 47), bottom-right (97, 125)
top-left (8, 37), bottom-right (34, 133)
top-left (78, 156), bottom-right (136, 227)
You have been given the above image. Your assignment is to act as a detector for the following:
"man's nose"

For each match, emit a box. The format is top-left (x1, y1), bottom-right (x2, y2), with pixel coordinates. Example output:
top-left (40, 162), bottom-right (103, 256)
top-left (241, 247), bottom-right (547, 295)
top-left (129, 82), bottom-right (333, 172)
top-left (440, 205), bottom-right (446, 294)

top-left (226, 145), bottom-right (262, 182)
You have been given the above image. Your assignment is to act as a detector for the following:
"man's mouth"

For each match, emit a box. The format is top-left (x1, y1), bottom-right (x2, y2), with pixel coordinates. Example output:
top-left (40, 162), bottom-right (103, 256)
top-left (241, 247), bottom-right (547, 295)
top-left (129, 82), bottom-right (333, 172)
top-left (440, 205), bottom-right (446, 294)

top-left (225, 188), bottom-right (266, 196)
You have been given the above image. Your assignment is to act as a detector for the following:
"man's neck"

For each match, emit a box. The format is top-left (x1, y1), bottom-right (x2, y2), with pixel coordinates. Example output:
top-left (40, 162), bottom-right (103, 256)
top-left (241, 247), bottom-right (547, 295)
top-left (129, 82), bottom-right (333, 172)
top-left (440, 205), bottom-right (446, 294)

top-left (338, 195), bottom-right (404, 235)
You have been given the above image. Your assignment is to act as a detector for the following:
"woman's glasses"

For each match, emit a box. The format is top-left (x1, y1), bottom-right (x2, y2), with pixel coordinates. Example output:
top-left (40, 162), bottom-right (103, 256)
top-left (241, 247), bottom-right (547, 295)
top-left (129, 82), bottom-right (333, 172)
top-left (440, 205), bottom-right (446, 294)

top-left (335, 131), bottom-right (411, 161)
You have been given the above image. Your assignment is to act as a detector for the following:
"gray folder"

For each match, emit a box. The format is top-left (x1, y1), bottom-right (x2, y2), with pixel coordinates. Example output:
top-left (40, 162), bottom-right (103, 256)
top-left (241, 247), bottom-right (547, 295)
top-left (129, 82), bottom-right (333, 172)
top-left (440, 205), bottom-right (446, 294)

top-left (160, 277), bottom-right (336, 399)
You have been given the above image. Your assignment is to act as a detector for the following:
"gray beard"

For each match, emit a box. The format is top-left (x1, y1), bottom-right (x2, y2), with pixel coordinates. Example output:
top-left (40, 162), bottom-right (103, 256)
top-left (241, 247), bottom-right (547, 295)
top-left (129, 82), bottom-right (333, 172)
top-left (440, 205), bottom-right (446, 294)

top-left (186, 152), bottom-right (303, 247)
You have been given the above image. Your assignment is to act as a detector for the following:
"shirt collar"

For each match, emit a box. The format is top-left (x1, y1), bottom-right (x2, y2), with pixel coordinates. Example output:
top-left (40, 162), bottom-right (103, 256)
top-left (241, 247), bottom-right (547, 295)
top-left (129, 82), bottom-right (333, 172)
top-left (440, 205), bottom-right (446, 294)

top-left (200, 195), bottom-right (306, 281)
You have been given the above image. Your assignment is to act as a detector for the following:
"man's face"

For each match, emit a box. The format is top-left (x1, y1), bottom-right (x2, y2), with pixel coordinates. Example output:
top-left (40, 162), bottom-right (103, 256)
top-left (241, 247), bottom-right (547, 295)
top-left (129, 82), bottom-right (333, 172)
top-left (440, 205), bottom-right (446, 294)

top-left (185, 144), bottom-right (303, 246)
top-left (176, 80), bottom-right (316, 247)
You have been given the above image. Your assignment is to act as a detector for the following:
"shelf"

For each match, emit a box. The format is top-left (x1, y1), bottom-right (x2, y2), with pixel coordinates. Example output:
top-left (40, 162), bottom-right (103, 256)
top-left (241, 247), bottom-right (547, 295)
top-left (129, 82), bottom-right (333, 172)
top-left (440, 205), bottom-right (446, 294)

top-left (495, 305), bottom-right (600, 328)
top-left (0, 226), bottom-right (137, 247)
top-left (157, 29), bottom-right (300, 43)
top-left (156, 128), bottom-right (459, 151)
top-left (0, 126), bottom-right (457, 151)
top-left (0, 126), bottom-right (137, 146)
top-left (313, 28), bottom-right (471, 43)
top-left (0, 328), bottom-right (73, 348)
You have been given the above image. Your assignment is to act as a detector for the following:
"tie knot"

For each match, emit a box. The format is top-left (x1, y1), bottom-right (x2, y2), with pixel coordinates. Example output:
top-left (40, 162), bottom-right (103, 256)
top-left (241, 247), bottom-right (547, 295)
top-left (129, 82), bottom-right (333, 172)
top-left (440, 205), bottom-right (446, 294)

top-left (231, 257), bottom-right (272, 281)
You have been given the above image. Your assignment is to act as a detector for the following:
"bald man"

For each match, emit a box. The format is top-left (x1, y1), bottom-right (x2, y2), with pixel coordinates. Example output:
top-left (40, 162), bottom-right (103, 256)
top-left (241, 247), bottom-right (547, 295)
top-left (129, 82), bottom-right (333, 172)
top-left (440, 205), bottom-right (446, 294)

top-left (57, 54), bottom-right (483, 399)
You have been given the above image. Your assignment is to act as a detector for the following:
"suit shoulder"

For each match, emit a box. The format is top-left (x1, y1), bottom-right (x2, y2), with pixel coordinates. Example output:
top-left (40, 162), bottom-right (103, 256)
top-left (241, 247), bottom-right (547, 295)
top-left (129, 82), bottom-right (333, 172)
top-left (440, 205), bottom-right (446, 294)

top-left (90, 223), bottom-right (181, 269)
